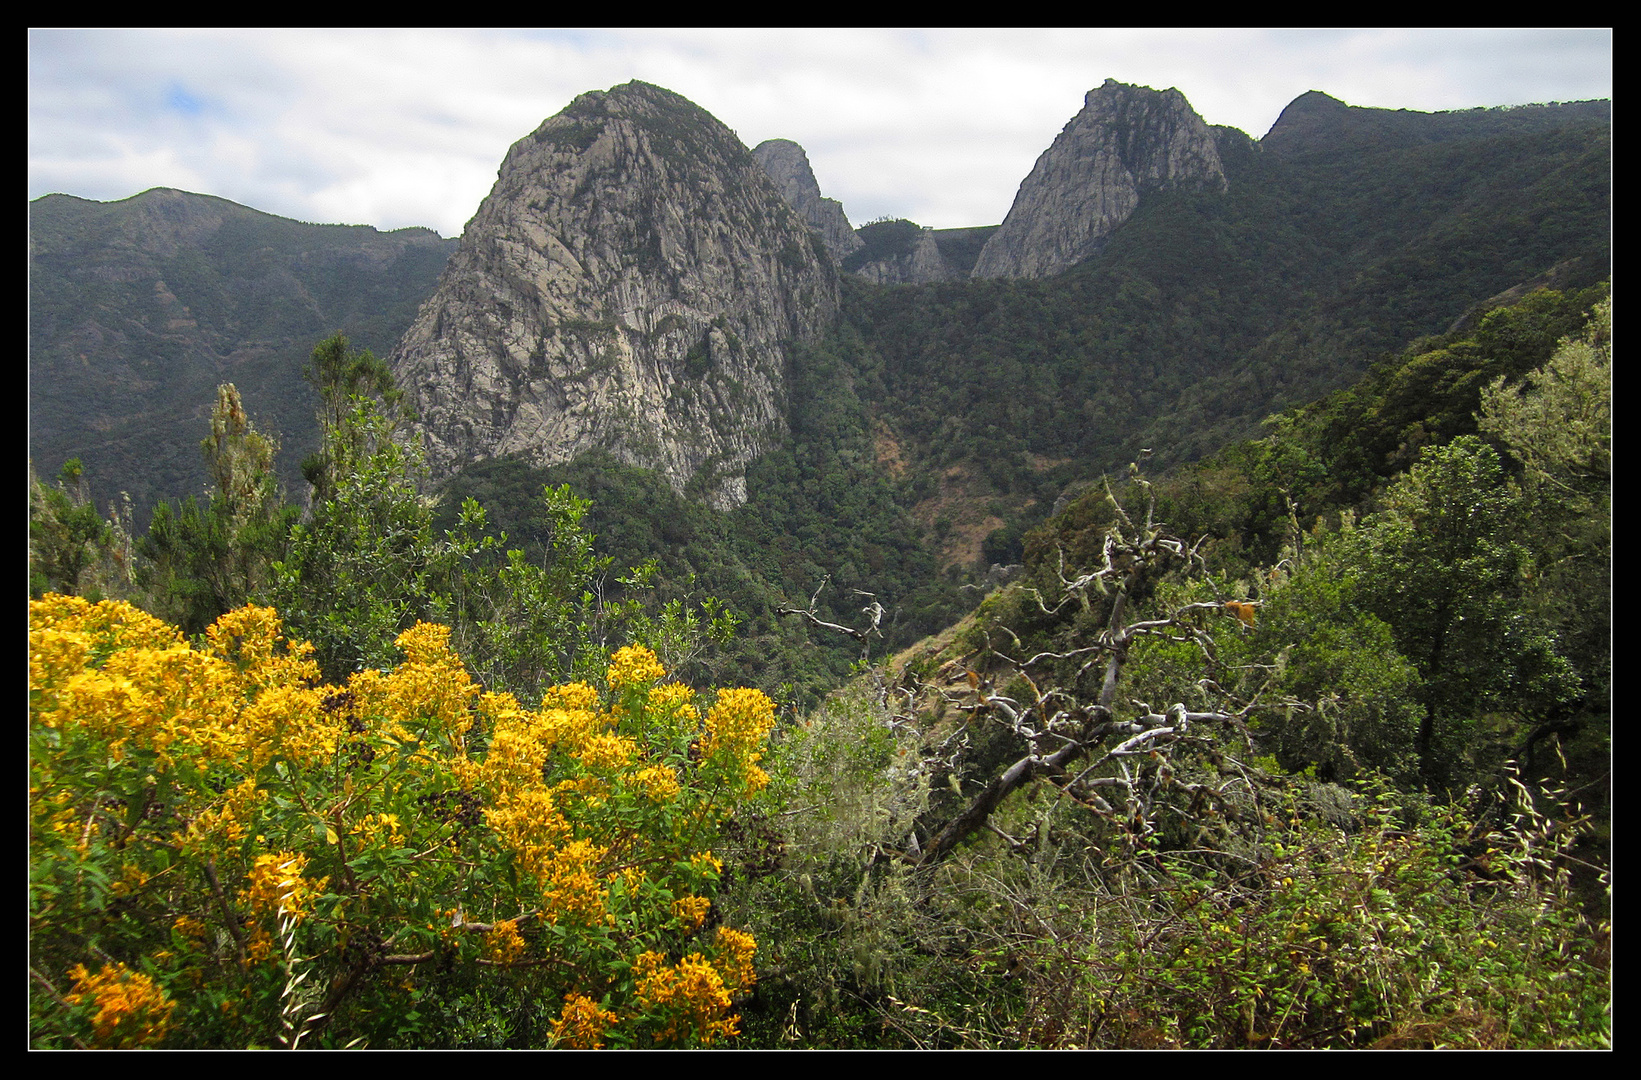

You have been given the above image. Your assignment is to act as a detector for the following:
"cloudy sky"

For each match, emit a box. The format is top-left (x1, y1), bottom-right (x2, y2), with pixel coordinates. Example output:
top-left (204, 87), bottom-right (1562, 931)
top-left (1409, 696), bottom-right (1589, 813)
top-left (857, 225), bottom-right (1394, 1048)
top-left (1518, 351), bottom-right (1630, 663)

top-left (29, 28), bottom-right (1612, 238)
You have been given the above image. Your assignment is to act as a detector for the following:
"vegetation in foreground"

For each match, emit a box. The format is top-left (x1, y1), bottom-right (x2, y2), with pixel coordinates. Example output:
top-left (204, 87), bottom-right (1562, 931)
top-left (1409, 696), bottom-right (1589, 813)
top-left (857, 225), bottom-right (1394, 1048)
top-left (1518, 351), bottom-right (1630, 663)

top-left (30, 296), bottom-right (1609, 1047)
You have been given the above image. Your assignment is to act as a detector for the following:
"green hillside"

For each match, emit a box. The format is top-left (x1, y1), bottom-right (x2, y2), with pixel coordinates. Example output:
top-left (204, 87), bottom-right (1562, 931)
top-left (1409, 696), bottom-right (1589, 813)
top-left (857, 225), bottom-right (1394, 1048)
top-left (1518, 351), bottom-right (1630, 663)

top-left (28, 188), bottom-right (455, 523)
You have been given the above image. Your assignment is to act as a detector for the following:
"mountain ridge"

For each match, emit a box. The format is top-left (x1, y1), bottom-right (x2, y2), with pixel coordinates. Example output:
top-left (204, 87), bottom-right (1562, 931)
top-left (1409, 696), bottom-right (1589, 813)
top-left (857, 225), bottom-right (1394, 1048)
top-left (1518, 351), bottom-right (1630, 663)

top-left (29, 84), bottom-right (1609, 533)
top-left (28, 186), bottom-right (456, 520)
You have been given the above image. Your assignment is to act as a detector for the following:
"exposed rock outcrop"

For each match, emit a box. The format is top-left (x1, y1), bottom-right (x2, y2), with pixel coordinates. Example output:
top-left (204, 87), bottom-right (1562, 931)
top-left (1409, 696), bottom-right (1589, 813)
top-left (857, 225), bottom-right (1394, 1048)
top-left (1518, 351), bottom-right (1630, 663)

top-left (752, 138), bottom-right (863, 261)
top-left (843, 219), bottom-right (958, 285)
top-left (972, 79), bottom-right (1226, 280)
top-left (391, 82), bottom-right (840, 509)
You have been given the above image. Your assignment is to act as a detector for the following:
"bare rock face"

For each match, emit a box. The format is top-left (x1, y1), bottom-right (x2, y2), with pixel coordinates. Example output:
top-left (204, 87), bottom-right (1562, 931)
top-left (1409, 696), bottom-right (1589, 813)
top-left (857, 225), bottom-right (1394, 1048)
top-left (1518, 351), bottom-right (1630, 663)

top-left (392, 82), bottom-right (839, 509)
top-left (972, 79), bottom-right (1226, 280)
top-left (845, 221), bottom-right (958, 285)
top-left (752, 138), bottom-right (863, 260)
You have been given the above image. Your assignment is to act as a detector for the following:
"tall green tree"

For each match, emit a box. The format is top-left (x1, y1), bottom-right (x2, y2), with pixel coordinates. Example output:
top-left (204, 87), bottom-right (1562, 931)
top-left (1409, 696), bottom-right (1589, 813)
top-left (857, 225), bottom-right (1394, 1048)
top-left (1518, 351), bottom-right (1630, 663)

top-left (276, 393), bottom-right (435, 682)
top-left (139, 384), bottom-right (296, 634)
top-left (28, 458), bottom-right (128, 600)
top-left (1478, 297), bottom-right (1611, 721)
top-left (1232, 547), bottom-right (1426, 784)
top-left (1346, 436), bottom-right (1580, 788)
top-left (434, 490), bottom-right (609, 699)
top-left (300, 332), bottom-right (407, 507)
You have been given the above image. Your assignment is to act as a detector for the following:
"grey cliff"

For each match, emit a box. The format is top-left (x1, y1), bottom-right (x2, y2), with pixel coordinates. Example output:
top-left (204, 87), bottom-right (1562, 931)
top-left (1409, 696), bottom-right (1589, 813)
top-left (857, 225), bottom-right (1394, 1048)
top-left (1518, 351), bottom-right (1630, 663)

top-left (972, 79), bottom-right (1227, 280)
top-left (751, 138), bottom-right (863, 260)
top-left (391, 82), bottom-right (840, 509)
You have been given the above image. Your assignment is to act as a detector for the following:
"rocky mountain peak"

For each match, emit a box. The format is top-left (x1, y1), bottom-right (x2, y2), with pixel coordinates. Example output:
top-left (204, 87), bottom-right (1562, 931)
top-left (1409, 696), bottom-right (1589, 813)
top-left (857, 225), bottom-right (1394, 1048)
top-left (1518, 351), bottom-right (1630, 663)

top-left (391, 81), bottom-right (840, 509)
top-left (971, 79), bottom-right (1226, 280)
top-left (752, 138), bottom-right (863, 260)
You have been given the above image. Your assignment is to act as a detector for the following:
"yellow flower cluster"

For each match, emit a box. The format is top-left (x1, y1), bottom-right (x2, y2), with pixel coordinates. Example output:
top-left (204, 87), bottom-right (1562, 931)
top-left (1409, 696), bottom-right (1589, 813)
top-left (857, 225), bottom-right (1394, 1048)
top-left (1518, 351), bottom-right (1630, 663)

top-left (538, 705), bottom-right (604, 754)
top-left (348, 622), bottom-right (477, 751)
top-left (240, 851), bottom-right (325, 922)
top-left (29, 597), bottom-right (330, 777)
top-left (110, 861), bottom-right (151, 897)
top-left (465, 665), bottom-right (730, 934)
top-left (672, 895), bottom-right (711, 928)
top-left (174, 778), bottom-right (266, 853)
top-left (484, 919), bottom-right (528, 965)
top-left (352, 812), bottom-right (404, 847)
top-left (31, 594), bottom-right (181, 653)
top-left (607, 645), bottom-right (666, 689)
top-left (712, 927), bottom-right (758, 992)
top-left (617, 866), bottom-right (648, 896)
top-left (541, 681), bottom-right (600, 711)
top-left (28, 627), bottom-right (92, 715)
top-left (172, 914), bottom-right (209, 944)
top-left (704, 688), bottom-right (777, 792)
top-left (634, 950), bottom-right (740, 1046)
top-left (552, 993), bottom-right (621, 1049)
top-left (704, 688), bottom-right (775, 758)
top-left (65, 962), bottom-right (177, 1048)
top-left (206, 604), bottom-right (303, 680)
top-left (647, 682), bottom-right (698, 719)
top-left (235, 681), bottom-right (336, 771)
top-left (632, 764), bottom-right (682, 803)
top-left (483, 788), bottom-right (573, 880)
top-left (460, 694), bottom-right (549, 797)
top-left (538, 839), bottom-right (611, 926)
top-left (467, 685), bottom-right (637, 929)
top-left (577, 732), bottom-right (638, 773)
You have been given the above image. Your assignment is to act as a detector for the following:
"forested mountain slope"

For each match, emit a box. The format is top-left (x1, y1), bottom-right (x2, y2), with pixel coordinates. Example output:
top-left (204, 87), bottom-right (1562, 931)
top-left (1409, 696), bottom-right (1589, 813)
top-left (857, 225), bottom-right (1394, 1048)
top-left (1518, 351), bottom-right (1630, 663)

top-left (28, 188), bottom-right (455, 521)
top-left (839, 101), bottom-right (1609, 567)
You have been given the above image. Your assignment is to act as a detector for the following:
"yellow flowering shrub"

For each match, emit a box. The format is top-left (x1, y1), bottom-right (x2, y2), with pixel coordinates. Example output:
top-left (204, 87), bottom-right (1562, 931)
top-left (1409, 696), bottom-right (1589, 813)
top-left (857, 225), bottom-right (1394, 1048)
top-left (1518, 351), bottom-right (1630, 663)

top-left (607, 644), bottom-right (666, 689)
top-left (633, 950), bottom-right (742, 1046)
top-left (64, 962), bottom-right (177, 1048)
top-left (484, 919), bottom-right (528, 965)
top-left (30, 596), bottom-right (767, 1049)
top-left (672, 895), bottom-right (712, 928)
top-left (241, 852), bottom-right (326, 921)
top-left (552, 993), bottom-right (621, 1049)
top-left (712, 927), bottom-right (758, 993)
top-left (704, 687), bottom-right (777, 793)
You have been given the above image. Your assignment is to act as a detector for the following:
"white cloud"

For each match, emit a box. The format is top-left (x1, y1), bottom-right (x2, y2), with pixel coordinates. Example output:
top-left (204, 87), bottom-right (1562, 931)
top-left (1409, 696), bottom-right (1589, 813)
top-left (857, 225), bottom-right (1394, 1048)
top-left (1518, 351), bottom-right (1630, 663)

top-left (29, 27), bottom-right (1612, 236)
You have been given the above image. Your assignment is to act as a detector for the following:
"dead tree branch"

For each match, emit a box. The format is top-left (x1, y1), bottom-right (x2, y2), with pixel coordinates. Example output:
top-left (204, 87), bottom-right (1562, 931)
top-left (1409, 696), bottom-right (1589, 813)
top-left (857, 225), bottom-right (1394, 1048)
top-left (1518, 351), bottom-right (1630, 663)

top-left (776, 575), bottom-right (886, 662)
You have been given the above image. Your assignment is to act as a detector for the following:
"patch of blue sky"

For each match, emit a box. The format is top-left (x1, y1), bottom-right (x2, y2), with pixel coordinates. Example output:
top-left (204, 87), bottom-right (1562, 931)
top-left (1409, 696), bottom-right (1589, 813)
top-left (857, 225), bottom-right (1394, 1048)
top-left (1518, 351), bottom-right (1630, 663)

top-left (165, 82), bottom-right (207, 117)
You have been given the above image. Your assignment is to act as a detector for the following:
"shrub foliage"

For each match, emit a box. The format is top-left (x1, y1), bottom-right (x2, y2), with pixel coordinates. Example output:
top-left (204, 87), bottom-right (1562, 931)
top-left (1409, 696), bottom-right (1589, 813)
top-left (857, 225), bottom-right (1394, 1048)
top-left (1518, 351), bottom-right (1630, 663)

top-left (29, 595), bottom-right (769, 1048)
